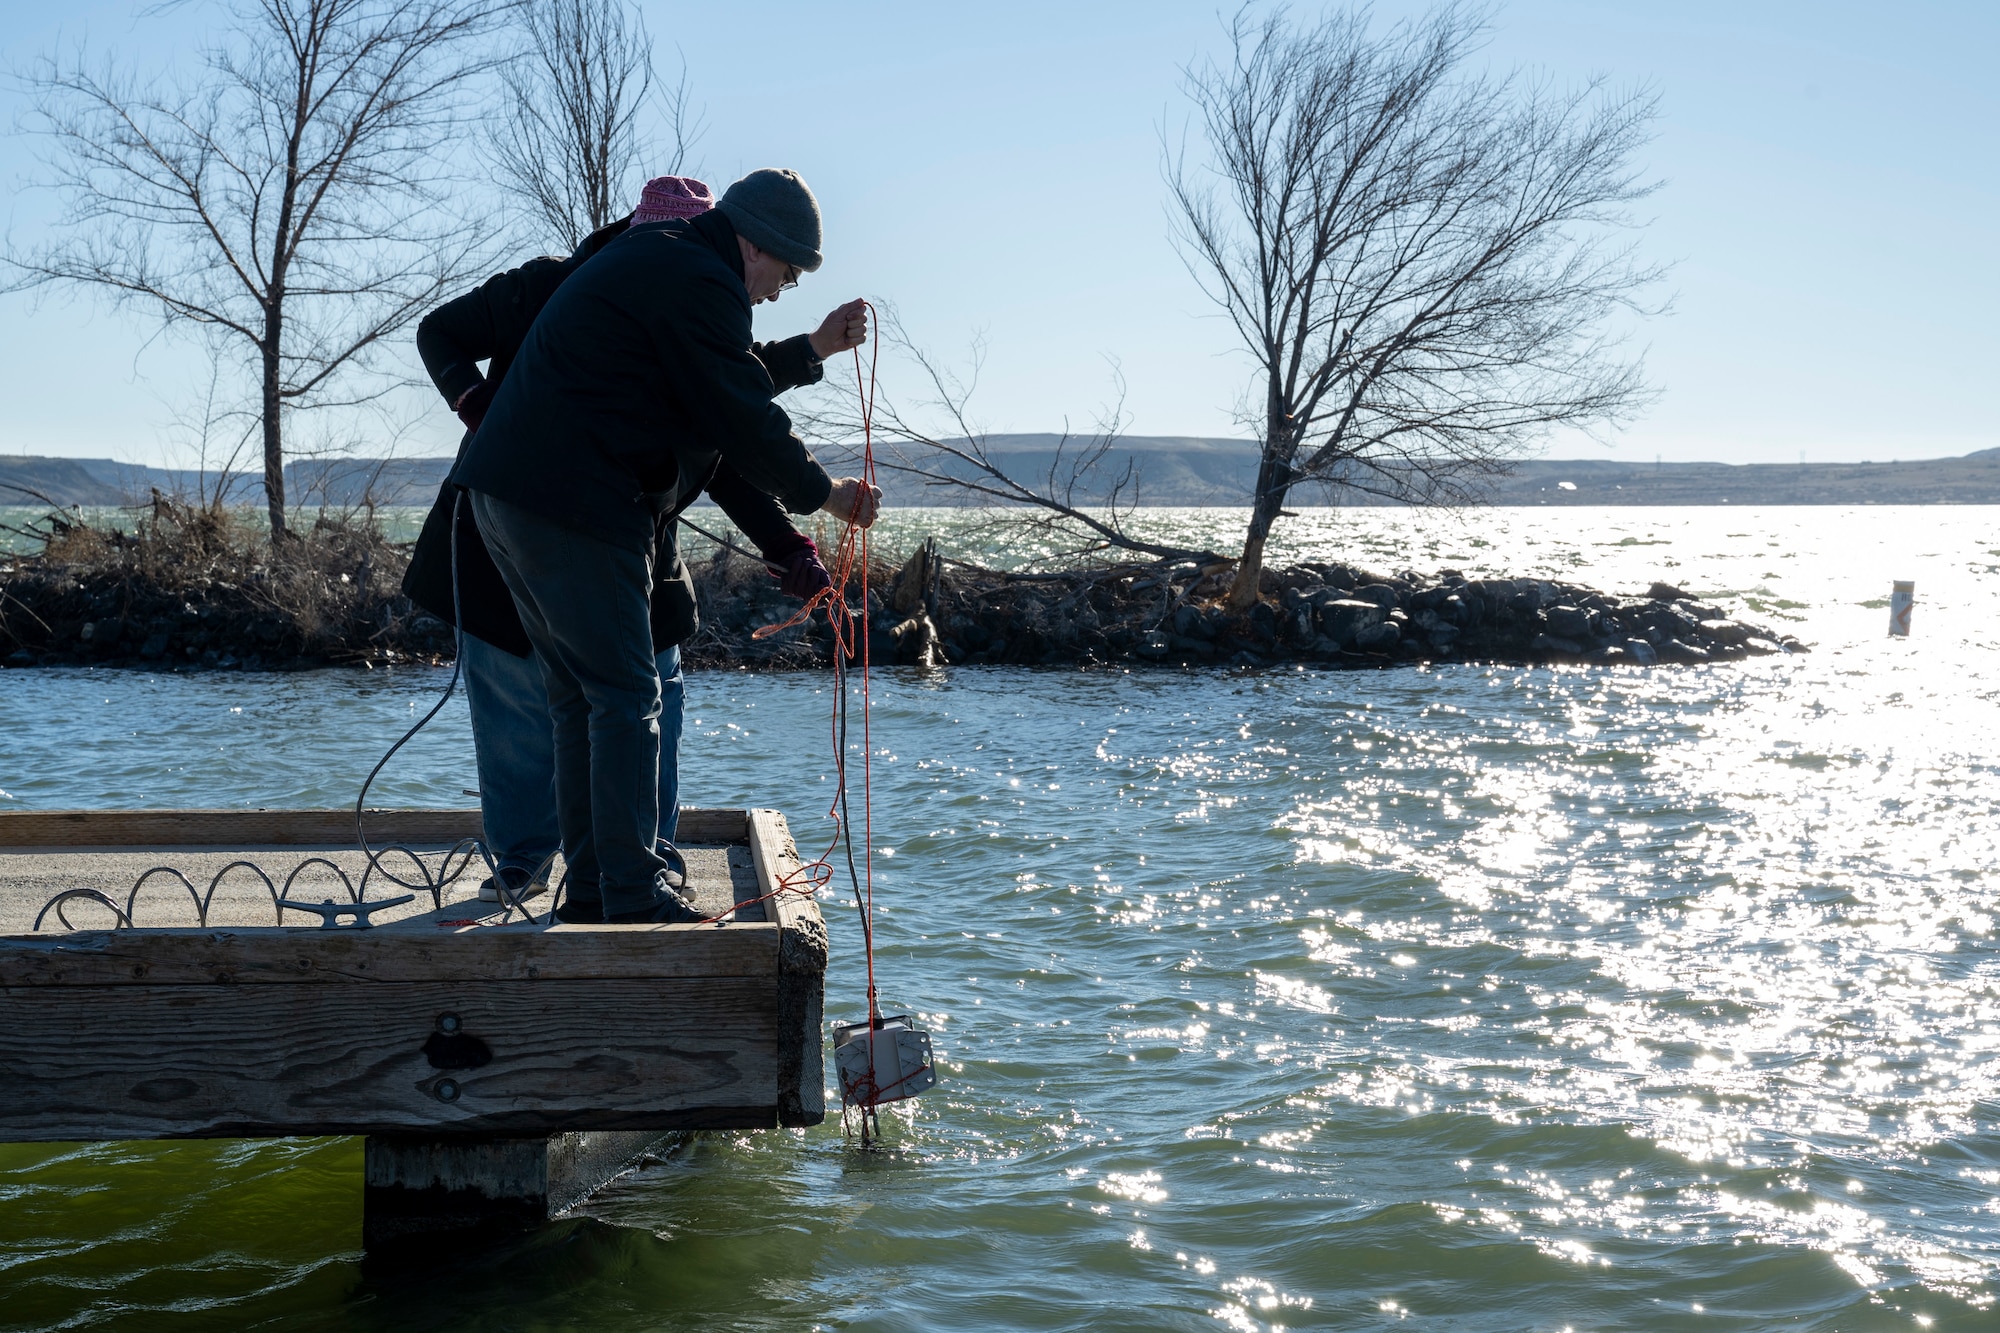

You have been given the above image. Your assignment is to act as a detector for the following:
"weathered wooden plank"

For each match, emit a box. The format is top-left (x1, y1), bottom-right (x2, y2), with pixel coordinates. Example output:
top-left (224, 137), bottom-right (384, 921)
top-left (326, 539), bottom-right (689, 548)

top-left (0, 806), bottom-right (753, 849)
top-left (747, 808), bottom-right (829, 1127)
top-left (0, 977), bottom-right (780, 1140)
top-left (0, 921), bottom-right (779, 987)
top-left (746, 808), bottom-right (816, 936)
top-left (676, 807), bottom-right (749, 844)
top-left (0, 808), bottom-right (483, 848)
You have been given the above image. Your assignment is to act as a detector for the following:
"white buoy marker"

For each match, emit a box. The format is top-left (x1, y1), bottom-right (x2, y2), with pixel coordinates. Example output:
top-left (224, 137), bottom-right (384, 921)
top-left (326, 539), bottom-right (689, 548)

top-left (1889, 580), bottom-right (1915, 637)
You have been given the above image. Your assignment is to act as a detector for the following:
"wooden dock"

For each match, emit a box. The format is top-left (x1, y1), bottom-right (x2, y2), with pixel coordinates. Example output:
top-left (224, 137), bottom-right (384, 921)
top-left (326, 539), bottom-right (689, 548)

top-left (0, 806), bottom-right (829, 1241)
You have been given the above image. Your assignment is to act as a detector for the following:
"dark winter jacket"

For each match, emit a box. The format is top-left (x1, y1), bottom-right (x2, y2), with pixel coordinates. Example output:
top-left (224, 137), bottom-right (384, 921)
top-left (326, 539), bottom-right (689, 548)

top-left (451, 206), bottom-right (834, 556)
top-left (404, 214), bottom-right (822, 654)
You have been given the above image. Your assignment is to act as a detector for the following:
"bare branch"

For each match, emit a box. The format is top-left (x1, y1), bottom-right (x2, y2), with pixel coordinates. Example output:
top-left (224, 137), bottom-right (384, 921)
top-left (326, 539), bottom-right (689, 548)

top-left (488, 0), bottom-right (665, 250)
top-left (797, 311), bottom-right (1223, 567)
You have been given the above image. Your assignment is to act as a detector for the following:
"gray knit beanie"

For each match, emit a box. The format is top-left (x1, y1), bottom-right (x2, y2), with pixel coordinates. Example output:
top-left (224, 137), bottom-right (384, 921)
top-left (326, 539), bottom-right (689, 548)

top-left (717, 168), bottom-right (823, 273)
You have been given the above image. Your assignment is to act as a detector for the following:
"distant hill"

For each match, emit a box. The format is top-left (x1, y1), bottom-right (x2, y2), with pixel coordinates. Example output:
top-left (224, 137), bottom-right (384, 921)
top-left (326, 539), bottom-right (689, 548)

top-left (6, 439), bottom-right (2000, 508)
top-left (0, 455), bottom-right (452, 509)
top-left (1483, 448), bottom-right (2000, 506)
top-left (877, 435), bottom-right (2000, 505)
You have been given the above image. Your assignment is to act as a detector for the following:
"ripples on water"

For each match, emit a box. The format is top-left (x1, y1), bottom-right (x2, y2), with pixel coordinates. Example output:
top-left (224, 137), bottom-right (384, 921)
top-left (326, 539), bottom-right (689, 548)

top-left (2, 507), bottom-right (1997, 1331)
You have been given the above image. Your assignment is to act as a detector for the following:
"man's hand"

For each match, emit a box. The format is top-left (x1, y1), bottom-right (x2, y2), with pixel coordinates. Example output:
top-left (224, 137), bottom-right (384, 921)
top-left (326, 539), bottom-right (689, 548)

top-left (822, 477), bottom-right (882, 528)
top-left (807, 299), bottom-right (868, 361)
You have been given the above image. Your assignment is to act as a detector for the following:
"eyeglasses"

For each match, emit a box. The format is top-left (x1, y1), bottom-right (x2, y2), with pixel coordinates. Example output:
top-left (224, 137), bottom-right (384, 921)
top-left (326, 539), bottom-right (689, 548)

top-left (778, 264), bottom-right (800, 293)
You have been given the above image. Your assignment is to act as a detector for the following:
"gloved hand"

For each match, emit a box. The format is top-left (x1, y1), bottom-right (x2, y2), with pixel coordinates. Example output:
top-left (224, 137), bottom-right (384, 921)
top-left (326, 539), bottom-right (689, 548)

top-left (770, 537), bottom-right (832, 600)
top-left (454, 379), bottom-right (498, 432)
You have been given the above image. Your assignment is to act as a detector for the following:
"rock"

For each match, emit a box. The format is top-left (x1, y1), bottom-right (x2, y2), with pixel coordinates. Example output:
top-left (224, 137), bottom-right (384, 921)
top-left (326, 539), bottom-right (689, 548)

top-left (1352, 583), bottom-right (1401, 611)
top-left (1647, 582), bottom-right (1687, 600)
top-left (1699, 618), bottom-right (1751, 646)
top-left (1544, 605), bottom-right (1595, 639)
top-left (1532, 633), bottom-right (1584, 656)
top-left (1623, 638), bottom-right (1659, 665)
top-left (1318, 599), bottom-right (1385, 644)
top-left (140, 632), bottom-right (170, 658)
top-left (1427, 623), bottom-right (1460, 652)
top-left (1353, 621), bottom-right (1401, 651)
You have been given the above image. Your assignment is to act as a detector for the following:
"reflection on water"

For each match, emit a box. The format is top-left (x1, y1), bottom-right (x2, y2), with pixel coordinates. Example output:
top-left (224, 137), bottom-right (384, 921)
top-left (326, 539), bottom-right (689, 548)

top-left (2, 507), bottom-right (1997, 1331)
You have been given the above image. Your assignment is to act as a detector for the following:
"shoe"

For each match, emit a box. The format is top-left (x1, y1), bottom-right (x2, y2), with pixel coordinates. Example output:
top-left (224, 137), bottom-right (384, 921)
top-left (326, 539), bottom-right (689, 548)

top-left (479, 866), bottom-right (547, 904)
top-left (605, 887), bottom-right (703, 925)
top-left (554, 897), bottom-right (604, 924)
top-left (656, 839), bottom-right (687, 891)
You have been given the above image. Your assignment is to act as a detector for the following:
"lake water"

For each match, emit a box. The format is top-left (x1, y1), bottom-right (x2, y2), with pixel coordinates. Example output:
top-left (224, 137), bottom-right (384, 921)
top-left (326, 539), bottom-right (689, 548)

top-left (2, 505), bottom-right (1998, 1331)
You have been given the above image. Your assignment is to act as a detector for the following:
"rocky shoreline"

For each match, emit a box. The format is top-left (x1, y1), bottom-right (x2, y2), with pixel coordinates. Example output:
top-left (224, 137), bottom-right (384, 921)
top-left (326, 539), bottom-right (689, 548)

top-left (686, 542), bottom-right (1807, 671)
top-left (0, 508), bottom-right (1803, 673)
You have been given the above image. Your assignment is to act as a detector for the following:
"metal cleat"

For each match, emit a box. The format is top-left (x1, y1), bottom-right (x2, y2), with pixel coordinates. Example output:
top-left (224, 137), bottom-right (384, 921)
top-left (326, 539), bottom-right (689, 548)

top-left (276, 895), bottom-right (415, 929)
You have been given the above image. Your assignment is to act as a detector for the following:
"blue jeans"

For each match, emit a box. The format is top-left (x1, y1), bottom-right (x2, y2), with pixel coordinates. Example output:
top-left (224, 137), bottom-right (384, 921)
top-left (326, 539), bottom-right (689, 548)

top-left (461, 627), bottom-right (684, 879)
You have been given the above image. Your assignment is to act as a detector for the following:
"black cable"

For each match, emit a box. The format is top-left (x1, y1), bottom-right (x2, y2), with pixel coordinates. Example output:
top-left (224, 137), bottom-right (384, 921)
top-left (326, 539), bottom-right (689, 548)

top-left (353, 491), bottom-right (467, 853)
top-left (348, 490), bottom-right (514, 910)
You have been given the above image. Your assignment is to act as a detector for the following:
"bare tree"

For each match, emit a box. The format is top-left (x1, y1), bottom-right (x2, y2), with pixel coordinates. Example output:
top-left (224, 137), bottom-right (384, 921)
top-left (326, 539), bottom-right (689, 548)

top-left (489, 0), bottom-right (702, 251)
top-left (9, 0), bottom-right (510, 541)
top-left (1170, 3), bottom-right (1662, 608)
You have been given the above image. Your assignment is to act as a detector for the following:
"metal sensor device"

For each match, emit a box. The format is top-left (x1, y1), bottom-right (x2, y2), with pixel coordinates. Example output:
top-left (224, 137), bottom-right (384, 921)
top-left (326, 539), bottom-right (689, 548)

top-left (833, 1014), bottom-right (936, 1110)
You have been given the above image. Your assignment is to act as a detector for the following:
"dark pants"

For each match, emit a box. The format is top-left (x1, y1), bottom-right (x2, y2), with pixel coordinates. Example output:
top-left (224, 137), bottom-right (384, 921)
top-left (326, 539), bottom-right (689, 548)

top-left (468, 490), bottom-right (672, 915)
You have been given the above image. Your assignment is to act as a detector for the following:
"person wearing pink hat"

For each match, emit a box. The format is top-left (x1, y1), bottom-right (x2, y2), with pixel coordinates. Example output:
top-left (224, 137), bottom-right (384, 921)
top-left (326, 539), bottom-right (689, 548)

top-left (406, 172), bottom-right (866, 915)
top-left (629, 174), bottom-right (714, 224)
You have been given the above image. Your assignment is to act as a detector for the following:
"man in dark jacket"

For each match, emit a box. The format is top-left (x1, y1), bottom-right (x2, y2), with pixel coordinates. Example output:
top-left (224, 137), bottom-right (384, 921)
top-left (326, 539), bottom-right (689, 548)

top-left (405, 177), bottom-right (853, 906)
top-left (454, 168), bottom-right (880, 924)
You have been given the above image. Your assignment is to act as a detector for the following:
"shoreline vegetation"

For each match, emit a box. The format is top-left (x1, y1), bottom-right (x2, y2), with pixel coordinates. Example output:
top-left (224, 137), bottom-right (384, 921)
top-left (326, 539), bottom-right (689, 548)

top-left (0, 498), bottom-right (1805, 673)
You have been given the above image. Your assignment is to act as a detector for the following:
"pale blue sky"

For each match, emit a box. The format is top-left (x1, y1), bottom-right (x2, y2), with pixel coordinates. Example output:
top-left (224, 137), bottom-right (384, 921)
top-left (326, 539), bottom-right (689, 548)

top-left (2, 0), bottom-right (1994, 467)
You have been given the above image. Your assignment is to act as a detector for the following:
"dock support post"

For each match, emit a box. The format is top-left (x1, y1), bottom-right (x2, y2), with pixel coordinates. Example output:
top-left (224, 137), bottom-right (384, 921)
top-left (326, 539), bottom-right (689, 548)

top-left (362, 1131), bottom-right (679, 1248)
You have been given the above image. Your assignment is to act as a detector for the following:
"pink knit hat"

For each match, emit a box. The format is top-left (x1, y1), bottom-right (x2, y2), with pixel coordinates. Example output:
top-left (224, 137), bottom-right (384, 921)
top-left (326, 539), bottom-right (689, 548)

top-left (631, 175), bottom-right (715, 224)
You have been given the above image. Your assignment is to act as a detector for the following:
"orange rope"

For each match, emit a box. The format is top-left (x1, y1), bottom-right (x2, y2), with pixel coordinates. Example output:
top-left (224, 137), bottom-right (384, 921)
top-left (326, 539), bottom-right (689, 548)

top-left (706, 307), bottom-right (884, 1051)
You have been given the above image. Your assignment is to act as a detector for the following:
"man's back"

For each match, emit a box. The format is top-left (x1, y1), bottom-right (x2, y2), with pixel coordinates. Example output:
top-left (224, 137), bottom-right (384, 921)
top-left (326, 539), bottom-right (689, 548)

top-left (453, 211), bottom-right (829, 554)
